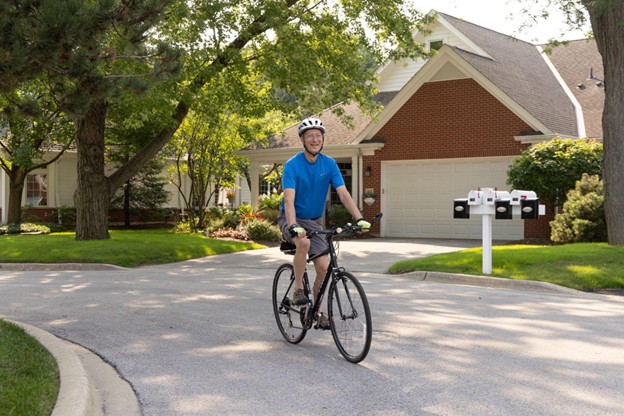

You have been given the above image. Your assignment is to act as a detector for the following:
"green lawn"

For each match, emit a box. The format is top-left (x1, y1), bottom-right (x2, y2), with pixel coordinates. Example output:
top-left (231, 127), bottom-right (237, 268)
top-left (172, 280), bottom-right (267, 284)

top-left (0, 229), bottom-right (266, 267)
top-left (0, 319), bottom-right (59, 416)
top-left (388, 242), bottom-right (624, 292)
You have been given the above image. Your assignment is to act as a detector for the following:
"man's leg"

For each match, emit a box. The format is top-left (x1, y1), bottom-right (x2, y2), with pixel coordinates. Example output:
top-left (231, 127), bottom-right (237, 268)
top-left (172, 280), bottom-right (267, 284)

top-left (293, 236), bottom-right (310, 291)
top-left (312, 255), bottom-right (330, 300)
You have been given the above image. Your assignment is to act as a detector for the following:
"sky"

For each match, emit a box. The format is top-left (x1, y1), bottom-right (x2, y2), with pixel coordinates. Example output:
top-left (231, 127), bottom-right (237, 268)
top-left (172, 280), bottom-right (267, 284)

top-left (408, 0), bottom-right (591, 44)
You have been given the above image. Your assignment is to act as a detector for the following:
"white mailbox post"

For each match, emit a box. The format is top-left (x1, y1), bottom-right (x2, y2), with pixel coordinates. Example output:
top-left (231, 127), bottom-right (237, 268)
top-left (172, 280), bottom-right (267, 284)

top-left (453, 188), bottom-right (545, 274)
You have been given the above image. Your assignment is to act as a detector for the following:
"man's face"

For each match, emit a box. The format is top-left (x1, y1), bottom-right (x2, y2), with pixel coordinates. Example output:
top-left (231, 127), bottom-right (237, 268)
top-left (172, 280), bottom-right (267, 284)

top-left (301, 128), bottom-right (324, 154)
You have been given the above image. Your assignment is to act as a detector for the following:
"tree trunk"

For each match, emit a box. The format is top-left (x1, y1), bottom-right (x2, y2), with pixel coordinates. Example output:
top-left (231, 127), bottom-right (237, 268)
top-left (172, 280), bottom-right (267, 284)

top-left (6, 170), bottom-right (26, 224)
top-left (124, 181), bottom-right (131, 227)
top-left (588, 2), bottom-right (624, 245)
top-left (74, 99), bottom-right (111, 240)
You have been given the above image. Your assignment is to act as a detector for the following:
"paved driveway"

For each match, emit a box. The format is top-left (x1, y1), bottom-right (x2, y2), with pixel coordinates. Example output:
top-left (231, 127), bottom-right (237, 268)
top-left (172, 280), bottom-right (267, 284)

top-left (1, 239), bottom-right (623, 416)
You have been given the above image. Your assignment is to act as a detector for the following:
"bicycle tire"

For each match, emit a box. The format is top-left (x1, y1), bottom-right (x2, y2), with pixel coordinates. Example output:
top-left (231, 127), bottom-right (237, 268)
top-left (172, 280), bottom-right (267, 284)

top-left (272, 263), bottom-right (307, 344)
top-left (328, 271), bottom-right (372, 363)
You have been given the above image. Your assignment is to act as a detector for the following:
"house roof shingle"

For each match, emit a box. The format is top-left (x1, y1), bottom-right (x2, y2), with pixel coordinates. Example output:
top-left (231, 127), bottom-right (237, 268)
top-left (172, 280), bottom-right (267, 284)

top-left (273, 93), bottom-right (397, 148)
top-left (438, 12), bottom-right (580, 137)
top-left (545, 39), bottom-right (604, 138)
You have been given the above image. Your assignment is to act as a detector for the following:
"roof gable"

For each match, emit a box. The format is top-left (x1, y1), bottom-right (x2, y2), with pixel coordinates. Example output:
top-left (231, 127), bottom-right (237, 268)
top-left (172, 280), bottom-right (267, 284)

top-left (359, 12), bottom-right (582, 143)
top-left (376, 10), bottom-right (492, 93)
top-left (439, 12), bottom-right (579, 137)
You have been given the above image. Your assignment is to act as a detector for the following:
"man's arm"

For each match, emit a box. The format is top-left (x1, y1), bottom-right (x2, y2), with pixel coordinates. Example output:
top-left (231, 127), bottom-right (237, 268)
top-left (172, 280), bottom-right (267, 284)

top-left (283, 188), bottom-right (297, 227)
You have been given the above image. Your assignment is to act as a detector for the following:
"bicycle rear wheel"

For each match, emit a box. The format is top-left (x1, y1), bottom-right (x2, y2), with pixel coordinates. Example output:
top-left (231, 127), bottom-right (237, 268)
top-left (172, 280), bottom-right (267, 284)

top-left (328, 271), bottom-right (372, 363)
top-left (272, 263), bottom-right (307, 344)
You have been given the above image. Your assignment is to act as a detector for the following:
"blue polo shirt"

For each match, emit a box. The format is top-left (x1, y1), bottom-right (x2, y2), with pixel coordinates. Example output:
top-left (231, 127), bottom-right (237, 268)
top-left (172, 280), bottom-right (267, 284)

top-left (280, 152), bottom-right (345, 219)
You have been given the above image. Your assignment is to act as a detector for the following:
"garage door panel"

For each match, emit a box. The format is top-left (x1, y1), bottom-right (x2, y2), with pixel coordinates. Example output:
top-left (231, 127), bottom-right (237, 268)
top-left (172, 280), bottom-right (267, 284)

top-left (383, 157), bottom-right (523, 240)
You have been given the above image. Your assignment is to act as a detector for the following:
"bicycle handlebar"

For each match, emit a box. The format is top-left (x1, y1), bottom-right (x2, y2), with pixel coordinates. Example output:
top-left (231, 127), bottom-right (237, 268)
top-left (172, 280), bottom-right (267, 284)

top-left (306, 212), bottom-right (383, 238)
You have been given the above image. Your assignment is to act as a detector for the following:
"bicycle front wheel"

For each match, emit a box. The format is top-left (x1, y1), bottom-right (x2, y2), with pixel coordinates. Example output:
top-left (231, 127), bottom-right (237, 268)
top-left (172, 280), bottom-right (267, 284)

top-left (272, 263), bottom-right (307, 344)
top-left (328, 271), bottom-right (372, 363)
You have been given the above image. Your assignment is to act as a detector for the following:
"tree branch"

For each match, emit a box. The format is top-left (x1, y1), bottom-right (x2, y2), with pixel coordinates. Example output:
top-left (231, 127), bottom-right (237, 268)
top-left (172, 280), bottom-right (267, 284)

top-left (107, 0), bottom-right (301, 194)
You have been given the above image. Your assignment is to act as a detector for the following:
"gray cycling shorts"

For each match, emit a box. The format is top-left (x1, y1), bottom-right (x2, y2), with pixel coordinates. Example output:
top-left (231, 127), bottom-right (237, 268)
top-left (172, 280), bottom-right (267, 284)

top-left (278, 213), bottom-right (328, 257)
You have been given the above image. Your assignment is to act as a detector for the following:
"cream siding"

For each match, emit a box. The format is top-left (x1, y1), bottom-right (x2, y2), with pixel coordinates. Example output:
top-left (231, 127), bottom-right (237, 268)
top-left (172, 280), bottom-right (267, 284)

top-left (376, 20), bottom-right (482, 93)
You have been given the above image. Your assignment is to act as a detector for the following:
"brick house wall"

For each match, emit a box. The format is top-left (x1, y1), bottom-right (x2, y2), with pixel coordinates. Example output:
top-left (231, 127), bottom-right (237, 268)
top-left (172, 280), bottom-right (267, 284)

top-left (361, 78), bottom-right (553, 239)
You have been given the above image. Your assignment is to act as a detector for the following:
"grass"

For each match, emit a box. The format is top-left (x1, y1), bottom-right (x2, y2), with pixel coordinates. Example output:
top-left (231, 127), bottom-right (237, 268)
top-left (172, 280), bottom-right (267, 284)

top-left (0, 319), bottom-right (59, 416)
top-left (388, 242), bottom-right (624, 292)
top-left (0, 229), bottom-right (266, 267)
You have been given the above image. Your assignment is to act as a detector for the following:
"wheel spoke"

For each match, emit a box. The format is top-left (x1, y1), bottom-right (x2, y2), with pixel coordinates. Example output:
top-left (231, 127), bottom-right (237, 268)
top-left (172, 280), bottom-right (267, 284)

top-left (328, 272), bottom-right (372, 363)
top-left (272, 264), bottom-right (307, 344)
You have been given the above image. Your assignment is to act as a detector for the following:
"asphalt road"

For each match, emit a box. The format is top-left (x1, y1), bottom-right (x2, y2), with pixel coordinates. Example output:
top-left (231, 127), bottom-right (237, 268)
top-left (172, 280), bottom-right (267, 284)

top-left (1, 239), bottom-right (623, 416)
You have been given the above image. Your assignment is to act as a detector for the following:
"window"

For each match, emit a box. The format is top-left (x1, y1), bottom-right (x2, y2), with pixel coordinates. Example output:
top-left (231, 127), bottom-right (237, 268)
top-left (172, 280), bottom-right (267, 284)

top-left (259, 178), bottom-right (271, 196)
top-left (429, 40), bottom-right (444, 51)
top-left (26, 174), bottom-right (48, 206)
top-left (330, 163), bottom-right (352, 206)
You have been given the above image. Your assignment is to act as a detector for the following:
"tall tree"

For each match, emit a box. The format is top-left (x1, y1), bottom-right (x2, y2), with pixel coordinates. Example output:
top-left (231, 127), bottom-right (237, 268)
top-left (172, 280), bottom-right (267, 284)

top-left (516, 0), bottom-right (624, 244)
top-left (0, 0), bottom-right (431, 240)
top-left (109, 158), bottom-right (171, 227)
top-left (0, 83), bottom-right (74, 223)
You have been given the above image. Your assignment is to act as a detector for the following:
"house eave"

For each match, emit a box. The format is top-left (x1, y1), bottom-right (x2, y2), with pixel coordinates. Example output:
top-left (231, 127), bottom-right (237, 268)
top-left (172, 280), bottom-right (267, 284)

top-left (513, 134), bottom-right (560, 144)
top-left (238, 142), bottom-right (384, 163)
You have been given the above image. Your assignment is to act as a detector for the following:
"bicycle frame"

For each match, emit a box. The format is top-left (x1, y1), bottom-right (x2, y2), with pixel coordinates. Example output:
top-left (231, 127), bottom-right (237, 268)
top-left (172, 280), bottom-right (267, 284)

top-left (298, 231), bottom-right (343, 329)
top-left (282, 212), bottom-right (382, 329)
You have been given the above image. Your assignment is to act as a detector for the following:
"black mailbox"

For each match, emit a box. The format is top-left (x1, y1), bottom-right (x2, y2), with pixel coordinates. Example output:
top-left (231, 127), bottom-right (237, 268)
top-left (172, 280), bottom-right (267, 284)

top-left (453, 199), bottom-right (470, 219)
top-left (495, 199), bottom-right (512, 220)
top-left (521, 199), bottom-right (539, 219)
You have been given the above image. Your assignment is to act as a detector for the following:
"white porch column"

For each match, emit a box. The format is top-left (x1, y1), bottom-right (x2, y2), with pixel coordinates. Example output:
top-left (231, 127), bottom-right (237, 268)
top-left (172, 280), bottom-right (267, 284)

top-left (0, 171), bottom-right (7, 224)
top-left (250, 160), bottom-right (260, 205)
top-left (47, 162), bottom-right (57, 208)
top-left (351, 154), bottom-right (361, 203)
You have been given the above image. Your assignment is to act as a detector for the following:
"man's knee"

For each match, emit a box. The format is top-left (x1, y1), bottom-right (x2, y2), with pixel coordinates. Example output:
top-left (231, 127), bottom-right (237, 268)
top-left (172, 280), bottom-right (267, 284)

top-left (295, 237), bottom-right (311, 252)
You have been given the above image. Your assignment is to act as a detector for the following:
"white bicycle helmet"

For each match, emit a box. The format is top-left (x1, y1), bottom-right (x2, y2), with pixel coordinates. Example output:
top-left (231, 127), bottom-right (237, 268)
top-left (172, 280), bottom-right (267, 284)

top-left (298, 117), bottom-right (325, 137)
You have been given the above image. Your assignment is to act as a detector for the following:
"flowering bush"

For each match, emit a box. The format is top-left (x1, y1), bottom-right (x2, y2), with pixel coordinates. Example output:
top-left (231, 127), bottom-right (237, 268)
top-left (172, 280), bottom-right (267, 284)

top-left (244, 218), bottom-right (281, 241)
top-left (239, 212), bottom-right (264, 224)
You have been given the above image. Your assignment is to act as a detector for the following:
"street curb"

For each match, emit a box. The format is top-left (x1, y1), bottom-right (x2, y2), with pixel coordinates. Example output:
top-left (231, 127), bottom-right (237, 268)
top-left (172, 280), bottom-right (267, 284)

top-left (0, 263), bottom-right (125, 271)
top-left (5, 317), bottom-right (142, 416)
top-left (405, 271), bottom-right (584, 295)
top-left (7, 319), bottom-right (95, 416)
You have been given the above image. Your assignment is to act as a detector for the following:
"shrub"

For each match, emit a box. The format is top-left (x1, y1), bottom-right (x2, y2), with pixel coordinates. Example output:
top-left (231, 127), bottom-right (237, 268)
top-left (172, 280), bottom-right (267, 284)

top-left (258, 191), bottom-right (282, 211)
top-left (258, 192), bottom-right (282, 225)
top-left (550, 174), bottom-right (607, 244)
top-left (237, 203), bottom-right (254, 216)
top-left (259, 208), bottom-right (279, 224)
top-left (240, 212), bottom-right (264, 224)
top-left (220, 209), bottom-right (240, 229)
top-left (507, 138), bottom-right (602, 207)
top-left (204, 208), bottom-right (243, 234)
top-left (173, 221), bottom-right (193, 234)
top-left (0, 223), bottom-right (51, 235)
top-left (244, 219), bottom-right (281, 242)
top-left (327, 204), bottom-right (354, 227)
top-left (37, 222), bottom-right (65, 233)
top-left (57, 205), bottom-right (77, 227)
top-left (205, 206), bottom-right (225, 221)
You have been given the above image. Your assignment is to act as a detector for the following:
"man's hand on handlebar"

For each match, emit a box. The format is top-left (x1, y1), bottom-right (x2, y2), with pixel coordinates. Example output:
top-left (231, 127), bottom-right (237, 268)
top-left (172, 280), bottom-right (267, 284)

top-left (356, 219), bottom-right (371, 232)
top-left (289, 224), bottom-right (306, 238)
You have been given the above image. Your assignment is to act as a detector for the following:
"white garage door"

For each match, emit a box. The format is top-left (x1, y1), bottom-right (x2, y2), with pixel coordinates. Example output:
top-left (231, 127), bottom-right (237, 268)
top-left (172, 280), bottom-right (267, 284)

top-left (381, 157), bottom-right (523, 240)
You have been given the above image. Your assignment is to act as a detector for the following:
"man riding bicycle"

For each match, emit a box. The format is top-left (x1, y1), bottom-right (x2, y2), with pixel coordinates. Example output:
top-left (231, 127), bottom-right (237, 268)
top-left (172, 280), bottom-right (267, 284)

top-left (277, 117), bottom-right (370, 328)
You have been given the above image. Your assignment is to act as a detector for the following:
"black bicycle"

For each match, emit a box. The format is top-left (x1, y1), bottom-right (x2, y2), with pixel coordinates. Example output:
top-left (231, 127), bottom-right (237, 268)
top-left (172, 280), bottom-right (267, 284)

top-left (272, 214), bottom-right (382, 363)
